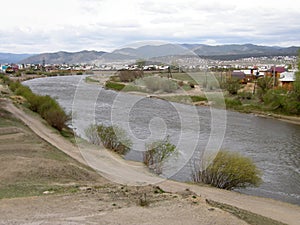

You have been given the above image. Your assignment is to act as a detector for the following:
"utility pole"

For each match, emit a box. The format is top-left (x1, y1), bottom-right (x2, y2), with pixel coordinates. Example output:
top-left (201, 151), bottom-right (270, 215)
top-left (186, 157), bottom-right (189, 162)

top-left (273, 65), bottom-right (276, 88)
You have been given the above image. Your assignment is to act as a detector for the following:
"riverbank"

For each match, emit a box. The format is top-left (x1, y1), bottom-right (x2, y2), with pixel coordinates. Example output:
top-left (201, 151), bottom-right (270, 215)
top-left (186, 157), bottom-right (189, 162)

top-left (1, 97), bottom-right (300, 225)
top-left (5, 73), bottom-right (299, 204)
top-left (86, 74), bottom-right (300, 126)
top-left (10, 73), bottom-right (300, 126)
top-left (0, 98), bottom-right (251, 225)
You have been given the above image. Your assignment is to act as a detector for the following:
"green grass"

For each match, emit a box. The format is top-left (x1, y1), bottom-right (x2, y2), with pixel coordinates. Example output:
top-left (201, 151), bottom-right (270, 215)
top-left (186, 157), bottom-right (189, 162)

top-left (159, 95), bottom-right (208, 105)
top-left (105, 81), bottom-right (126, 91)
top-left (60, 128), bottom-right (76, 144)
top-left (0, 183), bottom-right (79, 199)
top-left (190, 95), bottom-right (207, 102)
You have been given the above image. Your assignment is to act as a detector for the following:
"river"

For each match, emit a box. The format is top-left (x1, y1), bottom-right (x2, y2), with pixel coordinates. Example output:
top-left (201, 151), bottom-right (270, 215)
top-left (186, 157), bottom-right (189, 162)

top-left (23, 75), bottom-right (300, 205)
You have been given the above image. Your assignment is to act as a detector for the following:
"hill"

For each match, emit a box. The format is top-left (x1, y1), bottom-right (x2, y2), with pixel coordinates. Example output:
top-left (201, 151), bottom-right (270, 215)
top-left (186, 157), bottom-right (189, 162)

top-left (19, 50), bottom-right (106, 64)
top-left (5, 44), bottom-right (299, 64)
top-left (0, 53), bottom-right (34, 64)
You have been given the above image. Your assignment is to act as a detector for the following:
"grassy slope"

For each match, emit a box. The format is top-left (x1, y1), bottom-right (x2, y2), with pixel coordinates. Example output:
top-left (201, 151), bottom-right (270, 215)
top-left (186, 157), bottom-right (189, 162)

top-left (0, 105), bottom-right (105, 199)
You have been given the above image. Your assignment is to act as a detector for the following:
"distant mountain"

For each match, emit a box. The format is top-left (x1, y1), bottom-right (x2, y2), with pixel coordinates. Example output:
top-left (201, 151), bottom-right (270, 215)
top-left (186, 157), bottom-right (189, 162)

top-left (0, 53), bottom-right (35, 64)
top-left (19, 50), bottom-right (106, 64)
top-left (111, 44), bottom-right (190, 58)
top-left (191, 44), bottom-right (300, 58)
top-left (105, 44), bottom-right (300, 61)
top-left (7, 44), bottom-right (300, 64)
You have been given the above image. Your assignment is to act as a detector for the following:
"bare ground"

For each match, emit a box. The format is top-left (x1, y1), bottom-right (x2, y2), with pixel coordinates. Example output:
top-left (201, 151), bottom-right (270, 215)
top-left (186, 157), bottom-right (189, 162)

top-left (0, 185), bottom-right (248, 225)
top-left (1, 98), bottom-right (300, 225)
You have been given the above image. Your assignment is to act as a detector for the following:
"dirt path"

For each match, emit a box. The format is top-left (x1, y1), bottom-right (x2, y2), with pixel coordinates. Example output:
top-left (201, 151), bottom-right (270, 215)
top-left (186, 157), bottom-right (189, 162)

top-left (3, 100), bottom-right (300, 225)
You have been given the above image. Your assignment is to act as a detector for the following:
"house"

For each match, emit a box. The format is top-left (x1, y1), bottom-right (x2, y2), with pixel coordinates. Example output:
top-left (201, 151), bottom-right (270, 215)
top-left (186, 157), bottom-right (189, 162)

top-left (231, 71), bottom-right (245, 80)
top-left (231, 70), bottom-right (256, 83)
top-left (265, 66), bottom-right (286, 78)
top-left (279, 72), bottom-right (296, 90)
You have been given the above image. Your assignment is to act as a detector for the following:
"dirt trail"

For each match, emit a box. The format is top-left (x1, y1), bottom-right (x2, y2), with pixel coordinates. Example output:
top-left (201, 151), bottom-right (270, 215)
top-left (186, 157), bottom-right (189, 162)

top-left (3, 100), bottom-right (300, 225)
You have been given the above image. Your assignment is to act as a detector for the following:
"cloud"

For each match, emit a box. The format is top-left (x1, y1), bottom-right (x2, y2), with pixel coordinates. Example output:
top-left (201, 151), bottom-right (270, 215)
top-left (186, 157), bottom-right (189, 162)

top-left (0, 0), bottom-right (299, 53)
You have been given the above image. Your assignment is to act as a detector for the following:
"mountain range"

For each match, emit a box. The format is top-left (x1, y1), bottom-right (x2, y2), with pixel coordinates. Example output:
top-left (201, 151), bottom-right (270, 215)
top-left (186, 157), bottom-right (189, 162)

top-left (1, 44), bottom-right (299, 64)
top-left (0, 53), bottom-right (34, 64)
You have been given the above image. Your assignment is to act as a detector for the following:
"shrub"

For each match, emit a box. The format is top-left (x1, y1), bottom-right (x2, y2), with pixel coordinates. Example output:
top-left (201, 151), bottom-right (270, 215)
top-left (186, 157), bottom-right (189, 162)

top-left (143, 137), bottom-right (177, 175)
top-left (238, 91), bottom-right (252, 100)
top-left (11, 82), bottom-right (69, 131)
top-left (118, 70), bottom-right (143, 82)
top-left (225, 98), bottom-right (242, 109)
top-left (192, 151), bottom-right (262, 190)
top-left (85, 124), bottom-right (101, 145)
top-left (263, 89), bottom-right (287, 111)
top-left (143, 76), bottom-right (177, 93)
top-left (224, 79), bottom-right (241, 95)
top-left (257, 77), bottom-right (273, 93)
top-left (15, 85), bottom-right (33, 98)
top-left (105, 81), bottom-right (126, 91)
top-left (44, 108), bottom-right (70, 131)
top-left (8, 81), bottom-right (21, 92)
top-left (0, 74), bottom-right (11, 85)
top-left (86, 124), bottom-right (132, 155)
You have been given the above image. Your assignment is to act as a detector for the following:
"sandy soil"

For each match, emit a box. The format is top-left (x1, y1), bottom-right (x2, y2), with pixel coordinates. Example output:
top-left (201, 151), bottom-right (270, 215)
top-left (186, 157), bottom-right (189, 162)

top-left (2, 99), bottom-right (300, 224)
top-left (0, 185), bottom-right (248, 225)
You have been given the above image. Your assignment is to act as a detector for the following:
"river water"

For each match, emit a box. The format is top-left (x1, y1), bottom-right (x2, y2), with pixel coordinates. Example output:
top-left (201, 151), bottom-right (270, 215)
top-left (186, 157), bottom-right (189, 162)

top-left (23, 75), bottom-right (300, 205)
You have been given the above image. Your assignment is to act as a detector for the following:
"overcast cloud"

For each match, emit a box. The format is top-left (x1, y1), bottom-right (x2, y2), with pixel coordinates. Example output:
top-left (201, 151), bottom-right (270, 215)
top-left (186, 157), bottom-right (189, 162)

top-left (1, 0), bottom-right (300, 53)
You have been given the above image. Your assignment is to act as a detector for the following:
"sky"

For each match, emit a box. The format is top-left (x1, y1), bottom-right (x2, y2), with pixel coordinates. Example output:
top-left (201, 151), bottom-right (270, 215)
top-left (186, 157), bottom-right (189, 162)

top-left (1, 0), bottom-right (300, 53)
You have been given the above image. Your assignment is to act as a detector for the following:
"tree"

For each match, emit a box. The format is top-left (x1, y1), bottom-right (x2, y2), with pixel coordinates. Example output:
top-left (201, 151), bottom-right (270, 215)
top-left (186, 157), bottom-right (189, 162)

top-left (143, 136), bottom-right (177, 175)
top-left (256, 76), bottom-right (274, 101)
top-left (287, 51), bottom-right (300, 114)
top-left (136, 59), bottom-right (146, 68)
top-left (224, 79), bottom-right (241, 95)
top-left (292, 51), bottom-right (300, 99)
top-left (192, 151), bottom-right (261, 190)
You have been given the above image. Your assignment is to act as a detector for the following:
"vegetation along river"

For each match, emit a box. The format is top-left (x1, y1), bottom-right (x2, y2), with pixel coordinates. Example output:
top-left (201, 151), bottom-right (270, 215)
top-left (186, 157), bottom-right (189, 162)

top-left (24, 75), bottom-right (300, 205)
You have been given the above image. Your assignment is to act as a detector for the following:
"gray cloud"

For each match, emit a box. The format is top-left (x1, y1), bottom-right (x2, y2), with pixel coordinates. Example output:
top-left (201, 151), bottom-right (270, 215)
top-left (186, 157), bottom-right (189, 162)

top-left (0, 0), bottom-right (299, 53)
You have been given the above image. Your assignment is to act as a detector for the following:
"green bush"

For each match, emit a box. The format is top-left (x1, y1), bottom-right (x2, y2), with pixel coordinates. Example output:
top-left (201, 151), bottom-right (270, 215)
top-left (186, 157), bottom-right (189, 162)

top-left (43, 108), bottom-right (70, 131)
top-left (223, 79), bottom-right (241, 95)
top-left (0, 74), bottom-right (11, 85)
top-left (10, 82), bottom-right (69, 131)
top-left (8, 81), bottom-right (21, 91)
top-left (263, 89), bottom-right (287, 111)
top-left (105, 81), bottom-right (126, 91)
top-left (15, 85), bottom-right (34, 99)
top-left (238, 91), bottom-right (252, 100)
top-left (143, 137), bottom-right (177, 175)
top-left (225, 98), bottom-right (242, 109)
top-left (86, 124), bottom-right (132, 155)
top-left (192, 151), bottom-right (262, 190)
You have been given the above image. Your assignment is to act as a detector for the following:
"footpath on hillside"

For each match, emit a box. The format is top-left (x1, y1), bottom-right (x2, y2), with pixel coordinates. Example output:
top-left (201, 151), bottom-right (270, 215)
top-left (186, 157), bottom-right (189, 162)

top-left (3, 99), bottom-right (300, 225)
